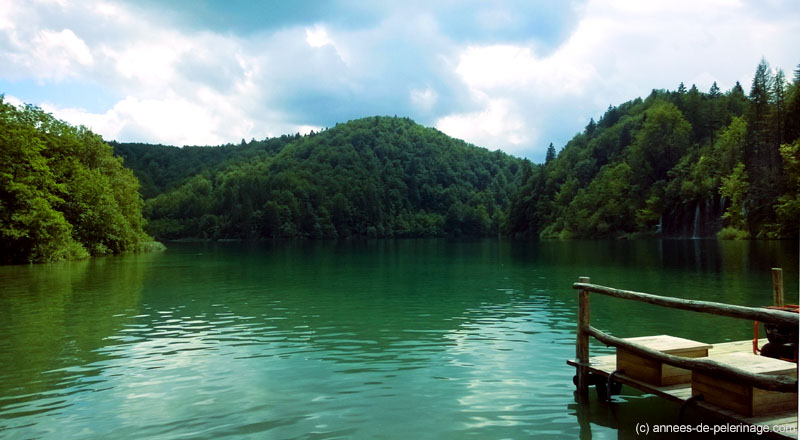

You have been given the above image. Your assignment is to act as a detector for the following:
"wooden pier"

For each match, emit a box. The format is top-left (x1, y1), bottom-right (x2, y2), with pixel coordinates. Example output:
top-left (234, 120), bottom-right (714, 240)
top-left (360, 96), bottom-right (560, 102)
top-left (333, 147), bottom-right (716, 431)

top-left (567, 269), bottom-right (798, 439)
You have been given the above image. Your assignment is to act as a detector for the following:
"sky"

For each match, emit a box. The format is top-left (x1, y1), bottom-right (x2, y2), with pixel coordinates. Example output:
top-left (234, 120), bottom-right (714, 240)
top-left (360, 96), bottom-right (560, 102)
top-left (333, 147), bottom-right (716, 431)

top-left (1, 0), bottom-right (798, 162)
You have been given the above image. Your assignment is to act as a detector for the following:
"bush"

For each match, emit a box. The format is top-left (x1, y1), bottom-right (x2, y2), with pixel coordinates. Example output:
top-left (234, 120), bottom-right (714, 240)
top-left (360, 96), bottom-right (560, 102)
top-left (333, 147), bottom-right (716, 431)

top-left (717, 227), bottom-right (750, 240)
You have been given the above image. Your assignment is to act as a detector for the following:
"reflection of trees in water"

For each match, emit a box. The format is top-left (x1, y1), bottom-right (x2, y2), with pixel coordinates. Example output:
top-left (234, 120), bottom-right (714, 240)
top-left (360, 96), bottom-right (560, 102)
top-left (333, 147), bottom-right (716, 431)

top-left (569, 393), bottom-right (711, 440)
top-left (139, 240), bottom-right (575, 365)
top-left (0, 254), bottom-right (152, 403)
top-left (140, 239), bottom-right (796, 364)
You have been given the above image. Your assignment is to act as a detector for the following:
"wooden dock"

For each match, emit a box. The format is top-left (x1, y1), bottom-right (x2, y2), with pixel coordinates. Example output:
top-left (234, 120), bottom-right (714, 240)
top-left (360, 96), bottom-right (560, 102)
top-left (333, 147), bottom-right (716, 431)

top-left (567, 269), bottom-right (798, 439)
top-left (568, 339), bottom-right (798, 439)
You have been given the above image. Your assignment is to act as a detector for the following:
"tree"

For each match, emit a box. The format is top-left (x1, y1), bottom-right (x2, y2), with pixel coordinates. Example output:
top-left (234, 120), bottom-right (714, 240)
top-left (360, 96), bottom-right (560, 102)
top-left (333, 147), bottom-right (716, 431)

top-left (773, 140), bottom-right (799, 238)
top-left (585, 118), bottom-right (596, 136)
top-left (708, 81), bottom-right (723, 142)
top-left (0, 97), bottom-right (151, 263)
top-left (771, 69), bottom-right (787, 146)
top-left (628, 100), bottom-right (692, 185)
top-left (709, 81), bottom-right (721, 98)
top-left (786, 66), bottom-right (800, 143)
top-left (545, 142), bottom-right (556, 164)
top-left (719, 163), bottom-right (749, 235)
top-left (747, 58), bottom-right (773, 161)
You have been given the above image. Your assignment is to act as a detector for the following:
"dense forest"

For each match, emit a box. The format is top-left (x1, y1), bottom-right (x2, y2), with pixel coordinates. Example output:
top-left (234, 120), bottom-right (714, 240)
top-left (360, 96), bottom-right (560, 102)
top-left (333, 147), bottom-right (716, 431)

top-left (115, 117), bottom-right (523, 240)
top-left (0, 97), bottom-right (157, 264)
top-left (3, 59), bottom-right (797, 264)
top-left (508, 59), bottom-right (800, 240)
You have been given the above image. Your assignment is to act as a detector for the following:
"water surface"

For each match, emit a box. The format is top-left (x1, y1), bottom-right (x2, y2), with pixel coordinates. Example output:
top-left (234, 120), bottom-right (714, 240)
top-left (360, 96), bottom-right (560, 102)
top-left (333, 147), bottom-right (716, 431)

top-left (0, 239), bottom-right (797, 439)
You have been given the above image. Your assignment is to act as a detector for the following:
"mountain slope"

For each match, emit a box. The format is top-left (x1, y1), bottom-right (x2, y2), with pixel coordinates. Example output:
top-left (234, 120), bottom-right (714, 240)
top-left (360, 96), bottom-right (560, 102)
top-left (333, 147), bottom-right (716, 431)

top-left (508, 59), bottom-right (800, 239)
top-left (121, 116), bottom-right (524, 240)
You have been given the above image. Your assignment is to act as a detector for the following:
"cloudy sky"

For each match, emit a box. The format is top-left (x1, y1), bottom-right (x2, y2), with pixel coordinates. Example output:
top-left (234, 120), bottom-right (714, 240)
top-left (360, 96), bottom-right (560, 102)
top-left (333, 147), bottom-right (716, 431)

top-left (1, 0), bottom-right (798, 161)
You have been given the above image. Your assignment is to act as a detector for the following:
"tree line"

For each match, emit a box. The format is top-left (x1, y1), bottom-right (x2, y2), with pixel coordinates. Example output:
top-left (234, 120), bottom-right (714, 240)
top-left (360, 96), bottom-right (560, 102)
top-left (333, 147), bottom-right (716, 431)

top-left (507, 59), bottom-right (799, 240)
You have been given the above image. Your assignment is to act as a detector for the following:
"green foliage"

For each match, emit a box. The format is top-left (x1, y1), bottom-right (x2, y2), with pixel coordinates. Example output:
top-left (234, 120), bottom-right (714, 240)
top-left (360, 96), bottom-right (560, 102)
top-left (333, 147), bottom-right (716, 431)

top-left (719, 163), bottom-right (749, 230)
top-left (562, 162), bottom-right (636, 237)
top-left (0, 97), bottom-right (152, 264)
top-left (717, 226), bottom-right (750, 240)
top-left (507, 59), bottom-right (798, 239)
top-left (772, 140), bottom-right (800, 238)
top-left (628, 100), bottom-right (691, 186)
top-left (122, 117), bottom-right (522, 240)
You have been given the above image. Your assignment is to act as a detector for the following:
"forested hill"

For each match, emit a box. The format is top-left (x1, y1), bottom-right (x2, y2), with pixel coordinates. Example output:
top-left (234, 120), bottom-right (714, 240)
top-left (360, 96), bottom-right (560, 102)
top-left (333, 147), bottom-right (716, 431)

top-left (116, 116), bottom-right (524, 240)
top-left (110, 135), bottom-right (297, 199)
top-left (508, 59), bottom-right (800, 240)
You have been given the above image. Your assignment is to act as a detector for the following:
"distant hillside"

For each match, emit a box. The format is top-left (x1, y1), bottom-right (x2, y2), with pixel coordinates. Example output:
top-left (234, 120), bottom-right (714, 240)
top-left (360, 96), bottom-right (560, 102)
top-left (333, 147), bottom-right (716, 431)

top-left (111, 135), bottom-right (296, 199)
top-left (116, 116), bottom-right (524, 240)
top-left (508, 59), bottom-right (800, 240)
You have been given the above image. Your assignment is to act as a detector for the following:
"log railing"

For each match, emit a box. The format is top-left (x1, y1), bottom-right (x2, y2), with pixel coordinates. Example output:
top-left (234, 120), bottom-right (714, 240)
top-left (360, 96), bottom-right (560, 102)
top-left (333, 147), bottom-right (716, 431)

top-left (572, 269), bottom-right (798, 396)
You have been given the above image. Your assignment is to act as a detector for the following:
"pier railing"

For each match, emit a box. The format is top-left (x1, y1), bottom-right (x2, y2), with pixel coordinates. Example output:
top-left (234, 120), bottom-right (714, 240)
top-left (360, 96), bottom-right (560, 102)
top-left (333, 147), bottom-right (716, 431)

top-left (572, 269), bottom-right (798, 396)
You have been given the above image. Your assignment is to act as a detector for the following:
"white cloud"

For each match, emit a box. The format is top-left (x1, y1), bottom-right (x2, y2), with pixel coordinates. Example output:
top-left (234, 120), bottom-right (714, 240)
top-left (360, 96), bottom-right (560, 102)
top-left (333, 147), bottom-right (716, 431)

top-left (305, 25), bottom-right (332, 48)
top-left (436, 98), bottom-right (529, 154)
top-left (1, 1), bottom-right (284, 145)
top-left (434, 0), bottom-right (800, 159)
top-left (3, 94), bottom-right (24, 107)
top-left (2, 27), bottom-right (94, 81)
top-left (0, 0), bottom-right (15, 30)
top-left (45, 96), bottom-right (231, 146)
top-left (410, 86), bottom-right (438, 112)
top-left (294, 124), bottom-right (324, 136)
top-left (37, 29), bottom-right (93, 66)
top-left (1, 0), bottom-right (798, 161)
top-left (455, 44), bottom-right (595, 95)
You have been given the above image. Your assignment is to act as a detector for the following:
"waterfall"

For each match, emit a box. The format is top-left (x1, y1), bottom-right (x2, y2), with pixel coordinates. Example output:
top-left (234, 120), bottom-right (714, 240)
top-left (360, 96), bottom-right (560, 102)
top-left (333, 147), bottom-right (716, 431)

top-left (656, 214), bottom-right (662, 234)
top-left (692, 202), bottom-right (701, 239)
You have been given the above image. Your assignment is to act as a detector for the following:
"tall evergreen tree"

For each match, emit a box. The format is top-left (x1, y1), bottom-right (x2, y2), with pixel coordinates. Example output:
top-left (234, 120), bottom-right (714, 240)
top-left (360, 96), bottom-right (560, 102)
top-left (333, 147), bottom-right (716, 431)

top-left (748, 58), bottom-right (773, 156)
top-left (708, 81), bottom-right (723, 142)
top-left (786, 65), bottom-right (800, 142)
top-left (545, 142), bottom-right (556, 164)
top-left (771, 69), bottom-right (787, 146)
top-left (585, 118), bottom-right (596, 136)
top-left (709, 81), bottom-right (721, 98)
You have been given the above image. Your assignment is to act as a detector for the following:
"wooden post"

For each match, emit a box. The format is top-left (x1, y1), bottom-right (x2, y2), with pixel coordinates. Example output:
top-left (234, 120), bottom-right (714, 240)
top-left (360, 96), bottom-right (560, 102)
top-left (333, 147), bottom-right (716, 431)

top-left (772, 268), bottom-right (784, 307)
top-left (576, 276), bottom-right (591, 396)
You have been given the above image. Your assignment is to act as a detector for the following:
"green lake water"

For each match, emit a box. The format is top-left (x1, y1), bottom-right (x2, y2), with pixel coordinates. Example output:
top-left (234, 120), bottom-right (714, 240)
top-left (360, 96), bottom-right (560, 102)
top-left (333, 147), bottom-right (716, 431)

top-left (0, 239), bottom-right (797, 439)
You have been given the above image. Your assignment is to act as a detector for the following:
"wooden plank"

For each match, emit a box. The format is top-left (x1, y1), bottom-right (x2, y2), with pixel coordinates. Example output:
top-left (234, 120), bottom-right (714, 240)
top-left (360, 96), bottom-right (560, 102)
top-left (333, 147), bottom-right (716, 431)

top-left (572, 282), bottom-right (799, 327)
top-left (623, 335), bottom-right (712, 353)
top-left (693, 371), bottom-right (749, 395)
top-left (753, 387), bottom-right (799, 405)
top-left (693, 379), bottom-right (752, 415)
top-left (576, 276), bottom-right (591, 397)
top-left (712, 339), bottom-right (761, 355)
top-left (586, 326), bottom-right (798, 392)
top-left (617, 349), bottom-right (662, 383)
top-left (576, 340), bottom-right (767, 369)
top-left (616, 336), bottom-right (712, 385)
top-left (708, 352), bottom-right (797, 376)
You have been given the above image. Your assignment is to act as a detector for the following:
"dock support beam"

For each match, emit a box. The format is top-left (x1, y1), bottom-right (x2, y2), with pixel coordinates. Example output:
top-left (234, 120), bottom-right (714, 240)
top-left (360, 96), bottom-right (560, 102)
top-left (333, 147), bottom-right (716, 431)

top-left (576, 276), bottom-right (591, 397)
top-left (772, 268), bottom-right (784, 307)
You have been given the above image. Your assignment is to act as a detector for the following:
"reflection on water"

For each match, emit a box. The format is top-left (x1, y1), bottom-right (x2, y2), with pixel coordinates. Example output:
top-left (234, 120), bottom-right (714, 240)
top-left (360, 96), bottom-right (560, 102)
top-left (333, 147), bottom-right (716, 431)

top-left (0, 239), bottom-right (796, 439)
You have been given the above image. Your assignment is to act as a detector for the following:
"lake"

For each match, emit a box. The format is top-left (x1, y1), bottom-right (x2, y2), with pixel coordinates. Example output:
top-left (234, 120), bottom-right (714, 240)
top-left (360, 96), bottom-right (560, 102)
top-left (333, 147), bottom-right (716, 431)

top-left (0, 239), bottom-right (797, 439)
